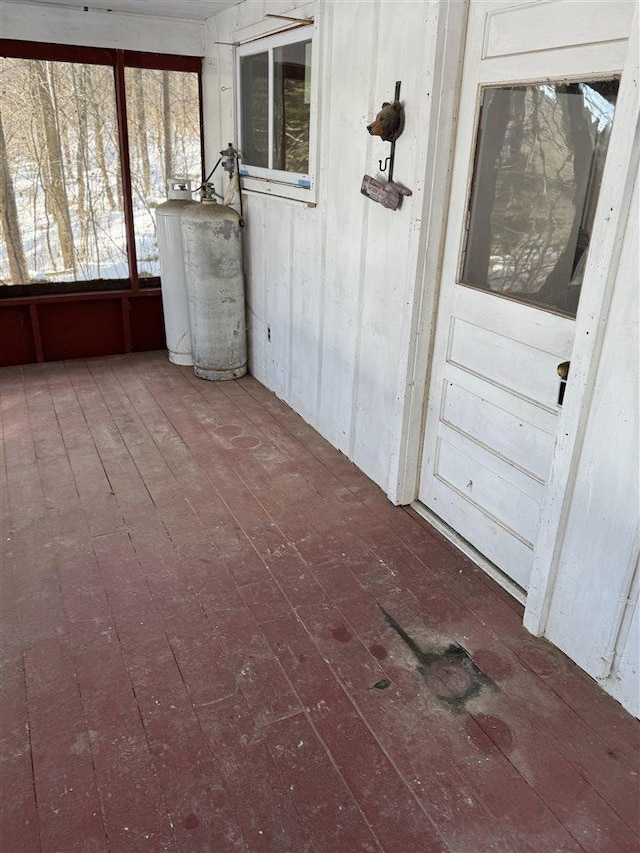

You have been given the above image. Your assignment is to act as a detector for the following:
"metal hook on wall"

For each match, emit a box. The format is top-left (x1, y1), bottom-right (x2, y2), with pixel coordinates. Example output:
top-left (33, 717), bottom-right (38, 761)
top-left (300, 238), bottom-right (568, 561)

top-left (362, 80), bottom-right (411, 211)
top-left (374, 80), bottom-right (402, 182)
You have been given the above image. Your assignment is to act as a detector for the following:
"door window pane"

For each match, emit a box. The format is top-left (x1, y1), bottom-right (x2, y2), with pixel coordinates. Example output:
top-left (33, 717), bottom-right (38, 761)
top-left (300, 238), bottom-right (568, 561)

top-left (461, 80), bottom-right (618, 316)
top-left (125, 68), bottom-right (201, 277)
top-left (0, 58), bottom-right (127, 285)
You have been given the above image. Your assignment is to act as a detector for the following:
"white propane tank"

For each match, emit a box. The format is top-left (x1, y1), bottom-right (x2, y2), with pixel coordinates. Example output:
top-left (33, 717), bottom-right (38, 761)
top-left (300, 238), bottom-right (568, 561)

top-left (180, 189), bottom-right (247, 381)
top-left (156, 178), bottom-right (195, 365)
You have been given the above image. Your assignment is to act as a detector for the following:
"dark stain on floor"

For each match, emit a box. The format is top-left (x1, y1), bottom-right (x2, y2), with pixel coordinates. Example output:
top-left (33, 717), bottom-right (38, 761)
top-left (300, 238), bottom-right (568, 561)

top-left (379, 605), bottom-right (498, 711)
top-left (330, 624), bottom-right (353, 643)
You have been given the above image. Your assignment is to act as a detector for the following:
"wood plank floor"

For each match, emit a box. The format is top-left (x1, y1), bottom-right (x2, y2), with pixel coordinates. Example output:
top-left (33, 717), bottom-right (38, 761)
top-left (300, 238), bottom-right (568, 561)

top-left (1, 351), bottom-right (638, 853)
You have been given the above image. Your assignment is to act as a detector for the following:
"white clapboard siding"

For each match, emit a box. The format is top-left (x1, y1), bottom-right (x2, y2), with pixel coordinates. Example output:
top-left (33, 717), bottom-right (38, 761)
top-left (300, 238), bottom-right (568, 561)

top-left (352, 0), bottom-right (430, 468)
top-left (316, 0), bottom-right (379, 455)
top-left (242, 195), bottom-right (267, 378)
top-left (289, 204), bottom-right (323, 426)
top-left (204, 0), bottom-right (439, 487)
top-left (264, 199), bottom-right (294, 400)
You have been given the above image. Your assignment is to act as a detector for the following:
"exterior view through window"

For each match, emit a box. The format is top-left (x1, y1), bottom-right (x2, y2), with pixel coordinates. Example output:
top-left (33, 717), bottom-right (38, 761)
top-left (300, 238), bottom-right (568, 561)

top-left (125, 68), bottom-right (201, 278)
top-left (0, 50), bottom-right (202, 288)
top-left (461, 80), bottom-right (618, 317)
top-left (238, 27), bottom-right (312, 184)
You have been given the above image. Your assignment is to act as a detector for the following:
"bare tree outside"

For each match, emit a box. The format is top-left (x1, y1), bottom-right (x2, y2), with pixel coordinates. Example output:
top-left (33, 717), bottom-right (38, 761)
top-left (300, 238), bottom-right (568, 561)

top-left (33, 59), bottom-right (76, 273)
top-left (125, 68), bottom-right (201, 277)
top-left (274, 40), bottom-right (311, 174)
top-left (162, 70), bottom-right (173, 184)
top-left (0, 108), bottom-right (29, 283)
top-left (0, 57), bottom-right (201, 286)
top-left (131, 67), bottom-right (151, 198)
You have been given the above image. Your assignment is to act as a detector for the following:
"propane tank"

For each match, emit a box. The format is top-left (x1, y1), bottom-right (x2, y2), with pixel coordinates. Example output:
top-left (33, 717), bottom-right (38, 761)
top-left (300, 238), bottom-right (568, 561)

top-left (156, 178), bottom-right (195, 365)
top-left (180, 185), bottom-right (247, 381)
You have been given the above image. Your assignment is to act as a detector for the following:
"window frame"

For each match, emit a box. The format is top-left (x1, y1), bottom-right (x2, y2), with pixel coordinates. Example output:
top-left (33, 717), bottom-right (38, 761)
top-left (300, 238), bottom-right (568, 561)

top-left (236, 25), bottom-right (317, 202)
top-left (0, 38), bottom-right (203, 296)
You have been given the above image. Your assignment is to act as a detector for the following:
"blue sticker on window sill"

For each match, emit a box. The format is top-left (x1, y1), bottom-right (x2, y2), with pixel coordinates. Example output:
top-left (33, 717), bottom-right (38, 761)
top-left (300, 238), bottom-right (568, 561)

top-left (297, 179), bottom-right (311, 188)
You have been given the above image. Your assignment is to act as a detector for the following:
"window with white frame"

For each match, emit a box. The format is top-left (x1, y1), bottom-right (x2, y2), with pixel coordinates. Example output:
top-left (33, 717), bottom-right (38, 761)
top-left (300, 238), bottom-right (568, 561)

top-left (237, 26), bottom-right (314, 197)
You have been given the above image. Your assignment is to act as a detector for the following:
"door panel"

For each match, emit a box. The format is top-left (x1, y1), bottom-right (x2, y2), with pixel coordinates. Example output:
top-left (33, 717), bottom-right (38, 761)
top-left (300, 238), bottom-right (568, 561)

top-left (441, 376), bottom-right (556, 482)
top-left (428, 474), bottom-right (534, 590)
top-left (448, 318), bottom-right (572, 410)
top-left (418, 0), bottom-right (630, 592)
top-left (435, 429), bottom-right (544, 543)
top-left (483, 0), bottom-right (635, 60)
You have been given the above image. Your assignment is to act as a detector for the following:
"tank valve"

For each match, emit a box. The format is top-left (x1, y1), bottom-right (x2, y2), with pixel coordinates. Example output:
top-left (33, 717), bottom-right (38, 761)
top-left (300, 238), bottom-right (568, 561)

top-left (220, 143), bottom-right (237, 175)
top-left (201, 182), bottom-right (217, 202)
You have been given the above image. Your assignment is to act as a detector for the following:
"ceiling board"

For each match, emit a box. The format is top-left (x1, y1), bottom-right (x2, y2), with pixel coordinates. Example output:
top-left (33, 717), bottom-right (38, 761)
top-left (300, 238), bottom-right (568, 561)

top-left (16, 0), bottom-right (241, 22)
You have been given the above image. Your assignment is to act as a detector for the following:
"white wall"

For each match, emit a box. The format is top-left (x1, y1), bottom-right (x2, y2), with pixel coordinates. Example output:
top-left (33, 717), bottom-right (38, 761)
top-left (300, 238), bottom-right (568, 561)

top-left (205, 0), bottom-right (640, 718)
top-left (543, 165), bottom-right (639, 717)
top-left (0, 1), bottom-right (203, 54)
top-left (204, 0), bottom-right (449, 493)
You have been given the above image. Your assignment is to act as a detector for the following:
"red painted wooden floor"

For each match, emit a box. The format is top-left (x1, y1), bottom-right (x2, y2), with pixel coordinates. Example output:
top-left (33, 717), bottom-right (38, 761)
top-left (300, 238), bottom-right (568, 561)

top-left (1, 352), bottom-right (638, 853)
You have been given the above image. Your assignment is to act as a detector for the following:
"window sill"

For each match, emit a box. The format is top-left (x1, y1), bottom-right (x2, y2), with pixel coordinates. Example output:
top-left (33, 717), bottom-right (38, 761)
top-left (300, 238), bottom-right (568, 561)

top-left (0, 278), bottom-right (161, 300)
top-left (239, 174), bottom-right (317, 205)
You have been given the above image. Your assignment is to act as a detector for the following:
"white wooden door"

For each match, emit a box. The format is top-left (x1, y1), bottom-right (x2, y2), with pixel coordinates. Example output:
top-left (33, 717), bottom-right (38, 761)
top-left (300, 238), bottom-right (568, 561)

top-left (418, 0), bottom-right (637, 593)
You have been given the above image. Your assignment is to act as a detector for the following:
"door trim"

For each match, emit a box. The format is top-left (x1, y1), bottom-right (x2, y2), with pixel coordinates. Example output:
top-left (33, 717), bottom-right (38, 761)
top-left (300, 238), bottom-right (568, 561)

top-left (525, 14), bottom-right (640, 633)
top-left (387, 0), bottom-right (468, 505)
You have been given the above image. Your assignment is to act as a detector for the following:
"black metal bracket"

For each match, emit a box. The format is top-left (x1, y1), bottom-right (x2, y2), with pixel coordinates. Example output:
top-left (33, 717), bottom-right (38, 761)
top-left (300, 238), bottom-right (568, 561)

top-left (377, 81), bottom-right (402, 183)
